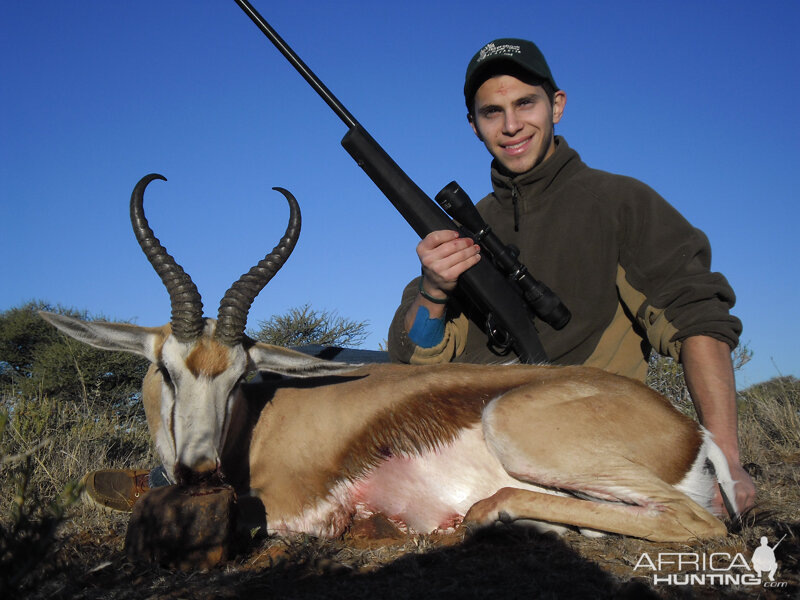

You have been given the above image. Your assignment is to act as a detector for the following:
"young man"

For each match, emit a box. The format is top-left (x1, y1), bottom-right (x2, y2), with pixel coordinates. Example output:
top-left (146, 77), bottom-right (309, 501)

top-left (387, 38), bottom-right (755, 514)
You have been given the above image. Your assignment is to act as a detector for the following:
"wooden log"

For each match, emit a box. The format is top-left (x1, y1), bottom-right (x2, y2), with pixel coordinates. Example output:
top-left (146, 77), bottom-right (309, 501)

top-left (124, 485), bottom-right (236, 570)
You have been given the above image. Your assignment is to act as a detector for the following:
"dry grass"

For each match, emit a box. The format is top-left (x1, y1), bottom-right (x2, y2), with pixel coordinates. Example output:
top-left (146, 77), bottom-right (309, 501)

top-left (2, 375), bottom-right (799, 599)
top-left (739, 377), bottom-right (800, 463)
top-left (0, 393), bottom-right (156, 596)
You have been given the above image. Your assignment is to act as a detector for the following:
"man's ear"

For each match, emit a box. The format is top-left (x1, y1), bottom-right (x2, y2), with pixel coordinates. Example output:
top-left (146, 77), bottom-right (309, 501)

top-left (552, 90), bottom-right (567, 125)
top-left (467, 112), bottom-right (484, 141)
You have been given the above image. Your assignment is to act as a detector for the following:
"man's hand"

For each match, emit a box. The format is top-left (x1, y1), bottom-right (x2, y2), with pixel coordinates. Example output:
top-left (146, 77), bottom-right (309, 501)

top-left (417, 230), bottom-right (481, 298)
top-left (728, 461), bottom-right (756, 516)
top-left (709, 460), bottom-right (755, 518)
top-left (681, 335), bottom-right (756, 517)
top-left (403, 230), bottom-right (481, 333)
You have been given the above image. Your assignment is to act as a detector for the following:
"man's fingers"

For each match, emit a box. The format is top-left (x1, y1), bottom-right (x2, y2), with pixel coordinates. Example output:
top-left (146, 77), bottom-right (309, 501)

top-left (710, 486), bottom-right (725, 515)
top-left (422, 242), bottom-right (480, 283)
top-left (713, 464), bottom-right (756, 518)
top-left (418, 230), bottom-right (461, 252)
top-left (424, 241), bottom-right (480, 270)
top-left (433, 247), bottom-right (481, 281)
top-left (418, 231), bottom-right (478, 274)
top-left (731, 465), bottom-right (756, 513)
top-left (415, 230), bottom-right (481, 297)
top-left (418, 232), bottom-right (475, 260)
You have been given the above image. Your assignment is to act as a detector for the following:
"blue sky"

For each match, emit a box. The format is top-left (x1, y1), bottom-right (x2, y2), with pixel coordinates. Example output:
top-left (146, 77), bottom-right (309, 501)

top-left (1, 1), bottom-right (797, 388)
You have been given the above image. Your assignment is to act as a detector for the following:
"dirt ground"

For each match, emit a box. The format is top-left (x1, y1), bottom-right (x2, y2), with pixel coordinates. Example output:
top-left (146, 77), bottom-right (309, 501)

top-left (10, 377), bottom-right (800, 599)
top-left (20, 457), bottom-right (800, 600)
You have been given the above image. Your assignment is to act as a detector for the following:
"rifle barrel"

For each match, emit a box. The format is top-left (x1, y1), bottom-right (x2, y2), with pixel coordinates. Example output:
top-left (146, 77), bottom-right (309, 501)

top-left (232, 0), bottom-right (359, 129)
top-left (231, 0), bottom-right (549, 363)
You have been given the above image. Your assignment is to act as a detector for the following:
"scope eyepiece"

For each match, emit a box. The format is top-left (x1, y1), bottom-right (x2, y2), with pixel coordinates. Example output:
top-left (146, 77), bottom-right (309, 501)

top-left (435, 181), bottom-right (486, 234)
top-left (435, 181), bottom-right (571, 330)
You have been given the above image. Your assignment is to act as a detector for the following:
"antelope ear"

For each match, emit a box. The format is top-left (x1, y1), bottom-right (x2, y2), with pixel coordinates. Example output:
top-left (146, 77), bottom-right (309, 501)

top-left (247, 342), bottom-right (359, 378)
top-left (39, 311), bottom-right (163, 361)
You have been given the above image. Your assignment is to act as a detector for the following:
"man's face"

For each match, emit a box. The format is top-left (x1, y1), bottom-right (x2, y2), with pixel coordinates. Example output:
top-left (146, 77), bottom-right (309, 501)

top-left (469, 75), bottom-right (566, 175)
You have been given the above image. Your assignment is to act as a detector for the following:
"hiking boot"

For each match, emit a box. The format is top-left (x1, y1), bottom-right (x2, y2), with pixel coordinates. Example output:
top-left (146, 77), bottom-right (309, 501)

top-left (80, 469), bottom-right (151, 512)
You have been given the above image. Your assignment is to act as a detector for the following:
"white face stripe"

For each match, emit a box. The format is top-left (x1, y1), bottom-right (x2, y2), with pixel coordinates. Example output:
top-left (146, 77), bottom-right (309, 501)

top-left (155, 334), bottom-right (247, 476)
top-left (41, 312), bottom-right (359, 482)
top-left (155, 379), bottom-right (177, 482)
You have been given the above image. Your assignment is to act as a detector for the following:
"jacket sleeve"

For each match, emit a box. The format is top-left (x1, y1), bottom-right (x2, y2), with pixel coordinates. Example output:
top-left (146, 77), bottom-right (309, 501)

top-left (615, 180), bottom-right (742, 360)
top-left (387, 276), bottom-right (469, 364)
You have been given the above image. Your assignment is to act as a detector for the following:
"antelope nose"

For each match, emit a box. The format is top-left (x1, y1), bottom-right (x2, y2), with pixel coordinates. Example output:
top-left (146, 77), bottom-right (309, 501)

top-left (191, 459), bottom-right (219, 474)
top-left (174, 460), bottom-right (222, 486)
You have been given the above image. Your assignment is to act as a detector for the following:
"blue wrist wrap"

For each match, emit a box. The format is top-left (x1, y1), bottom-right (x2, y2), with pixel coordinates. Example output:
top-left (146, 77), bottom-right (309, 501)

top-left (408, 306), bottom-right (446, 349)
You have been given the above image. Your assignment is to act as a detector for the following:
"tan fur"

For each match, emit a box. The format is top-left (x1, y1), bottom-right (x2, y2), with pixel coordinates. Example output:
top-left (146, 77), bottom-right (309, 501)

top-left (336, 380), bottom-right (515, 480)
top-left (486, 368), bottom-right (703, 485)
top-left (142, 364), bottom-right (163, 441)
top-left (150, 324), bottom-right (171, 363)
top-left (237, 363), bottom-right (724, 541)
top-left (245, 364), bottom-right (548, 522)
top-left (185, 338), bottom-right (230, 378)
top-left (483, 377), bottom-right (702, 488)
top-left (48, 308), bottom-right (724, 542)
top-left (464, 484), bottom-right (726, 542)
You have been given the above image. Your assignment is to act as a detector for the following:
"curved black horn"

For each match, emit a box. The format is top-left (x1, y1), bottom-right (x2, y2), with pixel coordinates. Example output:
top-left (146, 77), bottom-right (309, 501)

top-left (215, 187), bottom-right (301, 347)
top-left (130, 174), bottom-right (205, 343)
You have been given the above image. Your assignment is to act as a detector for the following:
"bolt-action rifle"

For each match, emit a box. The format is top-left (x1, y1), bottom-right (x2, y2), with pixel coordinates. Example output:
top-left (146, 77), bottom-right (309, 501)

top-left (232, 0), bottom-right (570, 363)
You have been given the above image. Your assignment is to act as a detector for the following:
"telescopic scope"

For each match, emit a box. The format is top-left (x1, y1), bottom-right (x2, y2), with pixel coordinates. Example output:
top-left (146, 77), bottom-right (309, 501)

top-left (435, 181), bottom-right (571, 330)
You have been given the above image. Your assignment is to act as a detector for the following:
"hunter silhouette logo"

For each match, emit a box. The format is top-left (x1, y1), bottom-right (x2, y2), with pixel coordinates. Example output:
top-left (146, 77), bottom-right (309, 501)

top-left (633, 535), bottom-right (788, 587)
top-left (751, 535), bottom-right (785, 582)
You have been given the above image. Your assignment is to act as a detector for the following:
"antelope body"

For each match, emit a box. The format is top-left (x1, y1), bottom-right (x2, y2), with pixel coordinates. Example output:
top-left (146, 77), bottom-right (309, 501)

top-left (41, 174), bottom-right (736, 543)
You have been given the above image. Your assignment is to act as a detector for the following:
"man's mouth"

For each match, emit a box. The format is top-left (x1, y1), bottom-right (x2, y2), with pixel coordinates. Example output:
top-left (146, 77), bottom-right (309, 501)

top-left (502, 136), bottom-right (532, 154)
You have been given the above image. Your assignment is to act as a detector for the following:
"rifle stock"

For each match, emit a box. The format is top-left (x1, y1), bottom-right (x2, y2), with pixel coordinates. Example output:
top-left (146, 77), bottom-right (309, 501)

top-left (233, 0), bottom-right (548, 363)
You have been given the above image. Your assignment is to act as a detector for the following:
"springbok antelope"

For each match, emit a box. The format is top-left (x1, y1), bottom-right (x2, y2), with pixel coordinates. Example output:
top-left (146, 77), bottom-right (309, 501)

top-left (41, 174), bottom-right (737, 543)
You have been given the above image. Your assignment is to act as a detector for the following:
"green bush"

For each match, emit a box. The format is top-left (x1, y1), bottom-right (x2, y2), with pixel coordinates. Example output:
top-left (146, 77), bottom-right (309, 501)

top-left (249, 303), bottom-right (369, 348)
top-left (0, 301), bottom-right (149, 417)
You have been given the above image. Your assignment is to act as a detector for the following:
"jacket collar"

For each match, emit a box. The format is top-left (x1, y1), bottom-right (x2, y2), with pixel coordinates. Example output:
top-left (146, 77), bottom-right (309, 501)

top-left (490, 136), bottom-right (578, 210)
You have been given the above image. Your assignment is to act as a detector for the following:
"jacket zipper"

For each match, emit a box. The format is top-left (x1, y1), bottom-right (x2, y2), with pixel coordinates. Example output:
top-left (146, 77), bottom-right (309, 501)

top-left (511, 183), bottom-right (520, 232)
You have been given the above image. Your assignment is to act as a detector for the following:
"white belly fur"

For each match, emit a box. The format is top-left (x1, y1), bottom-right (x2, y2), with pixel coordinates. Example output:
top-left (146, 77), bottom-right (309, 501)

top-left (278, 424), bottom-right (557, 537)
top-left (274, 426), bottom-right (731, 537)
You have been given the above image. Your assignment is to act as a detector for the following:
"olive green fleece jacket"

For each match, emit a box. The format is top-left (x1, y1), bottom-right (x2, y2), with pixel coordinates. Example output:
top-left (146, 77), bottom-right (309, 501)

top-left (387, 137), bottom-right (741, 381)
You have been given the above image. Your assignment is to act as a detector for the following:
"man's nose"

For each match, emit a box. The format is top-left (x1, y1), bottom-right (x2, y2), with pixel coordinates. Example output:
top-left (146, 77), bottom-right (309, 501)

top-left (503, 110), bottom-right (522, 135)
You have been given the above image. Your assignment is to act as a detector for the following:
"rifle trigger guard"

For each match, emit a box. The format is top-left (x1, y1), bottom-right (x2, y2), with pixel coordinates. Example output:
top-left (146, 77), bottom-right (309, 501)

top-left (485, 313), bottom-right (513, 355)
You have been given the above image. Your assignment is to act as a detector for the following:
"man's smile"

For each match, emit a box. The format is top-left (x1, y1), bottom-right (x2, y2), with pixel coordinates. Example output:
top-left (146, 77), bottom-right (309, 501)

top-left (501, 135), bottom-right (533, 155)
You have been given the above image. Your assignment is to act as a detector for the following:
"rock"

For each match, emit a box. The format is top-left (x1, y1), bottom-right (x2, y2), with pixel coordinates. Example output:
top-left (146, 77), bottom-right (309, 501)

top-left (125, 485), bottom-right (236, 570)
top-left (345, 513), bottom-right (407, 547)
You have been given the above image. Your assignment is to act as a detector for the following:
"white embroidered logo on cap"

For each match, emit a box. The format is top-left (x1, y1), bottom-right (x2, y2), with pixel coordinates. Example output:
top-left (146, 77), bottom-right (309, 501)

top-left (478, 42), bottom-right (522, 63)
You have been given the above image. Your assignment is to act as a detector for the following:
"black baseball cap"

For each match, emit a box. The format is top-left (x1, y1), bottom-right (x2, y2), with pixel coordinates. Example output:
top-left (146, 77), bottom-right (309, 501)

top-left (464, 38), bottom-right (558, 111)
